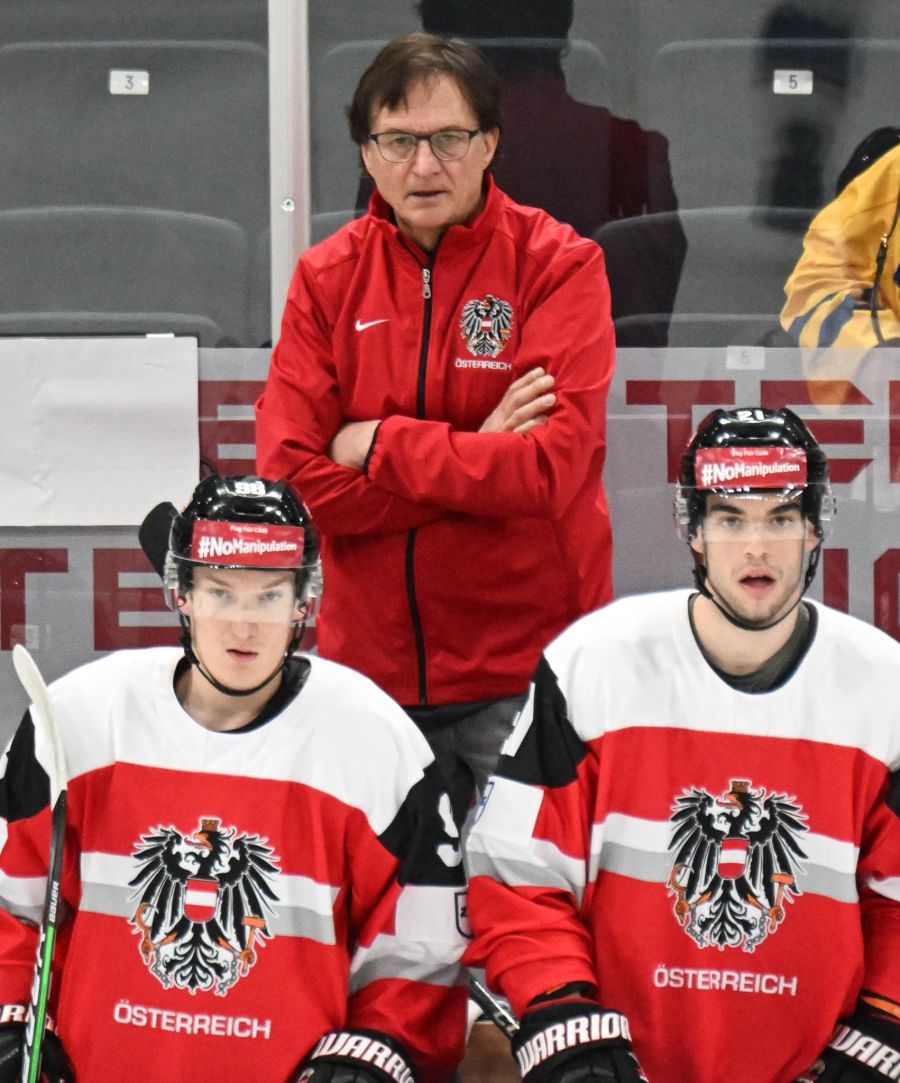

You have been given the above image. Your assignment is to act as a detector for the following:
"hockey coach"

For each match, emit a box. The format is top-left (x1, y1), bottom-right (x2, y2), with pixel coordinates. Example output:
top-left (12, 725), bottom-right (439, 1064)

top-left (465, 407), bottom-right (900, 1083)
top-left (255, 32), bottom-right (615, 827)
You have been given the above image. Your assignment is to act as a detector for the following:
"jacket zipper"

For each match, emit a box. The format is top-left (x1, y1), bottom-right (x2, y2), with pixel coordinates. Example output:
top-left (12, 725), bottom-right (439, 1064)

top-left (405, 255), bottom-right (435, 704)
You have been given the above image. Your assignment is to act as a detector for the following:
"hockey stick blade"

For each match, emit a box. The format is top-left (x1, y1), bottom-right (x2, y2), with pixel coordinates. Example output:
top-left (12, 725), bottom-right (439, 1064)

top-left (469, 976), bottom-right (519, 1040)
top-left (12, 645), bottom-right (68, 1083)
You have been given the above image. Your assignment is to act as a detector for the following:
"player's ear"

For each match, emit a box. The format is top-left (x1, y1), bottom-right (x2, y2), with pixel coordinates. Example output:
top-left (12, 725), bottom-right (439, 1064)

top-left (804, 518), bottom-right (818, 552)
top-left (690, 526), bottom-right (705, 557)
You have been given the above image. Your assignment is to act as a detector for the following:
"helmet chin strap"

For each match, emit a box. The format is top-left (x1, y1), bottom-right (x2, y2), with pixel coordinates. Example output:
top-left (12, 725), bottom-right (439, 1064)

top-left (178, 616), bottom-right (305, 699)
top-left (691, 542), bottom-right (822, 633)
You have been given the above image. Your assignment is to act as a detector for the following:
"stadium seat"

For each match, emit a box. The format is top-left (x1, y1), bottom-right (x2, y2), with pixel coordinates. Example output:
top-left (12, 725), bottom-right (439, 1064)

top-left (645, 39), bottom-right (900, 210)
top-left (596, 206), bottom-right (813, 347)
top-left (0, 39), bottom-right (268, 344)
top-left (0, 41), bottom-right (268, 232)
top-left (0, 0), bottom-right (268, 48)
top-left (0, 207), bottom-right (251, 346)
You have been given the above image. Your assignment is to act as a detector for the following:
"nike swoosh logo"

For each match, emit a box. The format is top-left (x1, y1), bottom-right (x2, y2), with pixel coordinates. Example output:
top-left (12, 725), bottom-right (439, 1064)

top-left (355, 318), bottom-right (389, 332)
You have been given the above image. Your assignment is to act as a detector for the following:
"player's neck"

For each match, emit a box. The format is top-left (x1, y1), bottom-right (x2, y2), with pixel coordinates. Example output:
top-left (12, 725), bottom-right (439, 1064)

top-left (690, 593), bottom-right (801, 676)
top-left (174, 665), bottom-right (279, 731)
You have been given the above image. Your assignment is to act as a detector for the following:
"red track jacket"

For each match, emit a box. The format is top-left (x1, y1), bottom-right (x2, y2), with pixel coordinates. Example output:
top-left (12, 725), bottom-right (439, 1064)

top-left (256, 178), bottom-right (614, 705)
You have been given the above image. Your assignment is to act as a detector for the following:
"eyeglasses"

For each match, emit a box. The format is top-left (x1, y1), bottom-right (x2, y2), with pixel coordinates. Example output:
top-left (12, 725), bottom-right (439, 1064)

top-left (367, 129), bottom-right (482, 163)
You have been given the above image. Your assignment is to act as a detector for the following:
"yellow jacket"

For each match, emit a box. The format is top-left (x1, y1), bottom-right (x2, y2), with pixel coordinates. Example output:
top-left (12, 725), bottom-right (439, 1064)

top-left (781, 144), bottom-right (900, 347)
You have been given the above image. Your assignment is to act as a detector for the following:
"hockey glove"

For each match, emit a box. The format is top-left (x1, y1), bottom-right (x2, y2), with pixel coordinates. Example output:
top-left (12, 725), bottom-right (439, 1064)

top-left (512, 999), bottom-right (647, 1083)
top-left (291, 1028), bottom-right (417, 1083)
top-left (795, 1009), bottom-right (900, 1081)
top-left (0, 1006), bottom-right (74, 1083)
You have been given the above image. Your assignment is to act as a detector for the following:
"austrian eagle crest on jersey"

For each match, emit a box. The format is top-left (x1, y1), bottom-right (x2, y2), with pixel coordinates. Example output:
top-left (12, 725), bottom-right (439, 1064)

top-left (460, 295), bottom-right (513, 357)
top-left (128, 817), bottom-right (280, 995)
top-left (666, 779), bottom-right (807, 952)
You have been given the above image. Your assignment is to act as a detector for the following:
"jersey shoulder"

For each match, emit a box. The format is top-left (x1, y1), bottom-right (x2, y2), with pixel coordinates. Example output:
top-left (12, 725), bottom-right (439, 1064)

top-left (298, 654), bottom-right (434, 762)
top-left (285, 656), bottom-right (442, 835)
top-left (810, 601), bottom-right (900, 675)
top-left (545, 590), bottom-right (688, 673)
top-left (48, 646), bottom-right (179, 704)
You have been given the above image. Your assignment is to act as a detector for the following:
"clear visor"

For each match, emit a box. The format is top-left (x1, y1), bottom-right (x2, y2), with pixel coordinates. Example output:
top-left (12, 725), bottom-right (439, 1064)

top-left (168, 569), bottom-right (307, 625)
top-left (674, 484), bottom-right (835, 542)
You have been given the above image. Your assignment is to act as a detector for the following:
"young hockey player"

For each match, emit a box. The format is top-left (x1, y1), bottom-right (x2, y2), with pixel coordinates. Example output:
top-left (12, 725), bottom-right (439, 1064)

top-left (466, 408), bottom-right (900, 1083)
top-left (0, 474), bottom-right (468, 1082)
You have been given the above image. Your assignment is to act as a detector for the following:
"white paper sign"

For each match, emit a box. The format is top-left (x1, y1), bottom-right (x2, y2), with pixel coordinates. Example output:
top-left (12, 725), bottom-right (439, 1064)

top-left (0, 337), bottom-right (199, 526)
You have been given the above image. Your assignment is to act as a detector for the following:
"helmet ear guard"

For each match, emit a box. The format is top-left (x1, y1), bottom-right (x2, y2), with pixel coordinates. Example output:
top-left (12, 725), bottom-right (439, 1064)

top-left (673, 484), bottom-right (701, 543)
top-left (809, 484), bottom-right (836, 540)
top-left (300, 561), bottom-right (323, 619)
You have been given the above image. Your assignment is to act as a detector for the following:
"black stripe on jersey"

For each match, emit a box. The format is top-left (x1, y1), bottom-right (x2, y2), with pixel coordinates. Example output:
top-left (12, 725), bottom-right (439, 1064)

top-left (888, 768), bottom-right (899, 816)
top-left (494, 655), bottom-right (589, 789)
top-left (0, 713), bottom-right (51, 822)
top-left (379, 762), bottom-right (466, 889)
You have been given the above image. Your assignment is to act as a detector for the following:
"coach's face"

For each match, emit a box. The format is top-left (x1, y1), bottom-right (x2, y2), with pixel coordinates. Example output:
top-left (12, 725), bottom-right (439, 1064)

top-left (360, 74), bottom-right (498, 252)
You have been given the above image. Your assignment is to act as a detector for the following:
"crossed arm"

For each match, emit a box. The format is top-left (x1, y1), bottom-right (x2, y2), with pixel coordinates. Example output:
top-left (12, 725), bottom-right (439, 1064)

top-left (256, 242), bottom-right (613, 533)
top-left (329, 366), bottom-right (556, 470)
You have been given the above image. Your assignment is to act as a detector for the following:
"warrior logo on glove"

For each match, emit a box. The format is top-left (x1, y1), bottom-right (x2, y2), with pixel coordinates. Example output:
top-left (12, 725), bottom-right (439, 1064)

top-left (128, 816), bottom-right (280, 994)
top-left (667, 778), bottom-right (808, 951)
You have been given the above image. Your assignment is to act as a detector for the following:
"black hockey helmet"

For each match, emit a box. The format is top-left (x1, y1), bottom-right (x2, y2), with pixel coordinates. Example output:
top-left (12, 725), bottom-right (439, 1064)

top-left (674, 407), bottom-right (835, 620)
top-left (139, 475), bottom-right (322, 697)
top-left (164, 474), bottom-right (321, 605)
top-left (675, 407), bottom-right (834, 543)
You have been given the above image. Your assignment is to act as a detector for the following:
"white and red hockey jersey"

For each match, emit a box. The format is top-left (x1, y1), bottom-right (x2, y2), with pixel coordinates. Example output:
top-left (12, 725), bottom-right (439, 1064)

top-left (466, 590), bottom-right (900, 1083)
top-left (0, 648), bottom-right (468, 1082)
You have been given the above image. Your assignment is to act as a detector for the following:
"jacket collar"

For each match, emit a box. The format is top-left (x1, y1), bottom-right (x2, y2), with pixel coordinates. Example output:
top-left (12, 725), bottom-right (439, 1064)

top-left (367, 174), bottom-right (503, 258)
